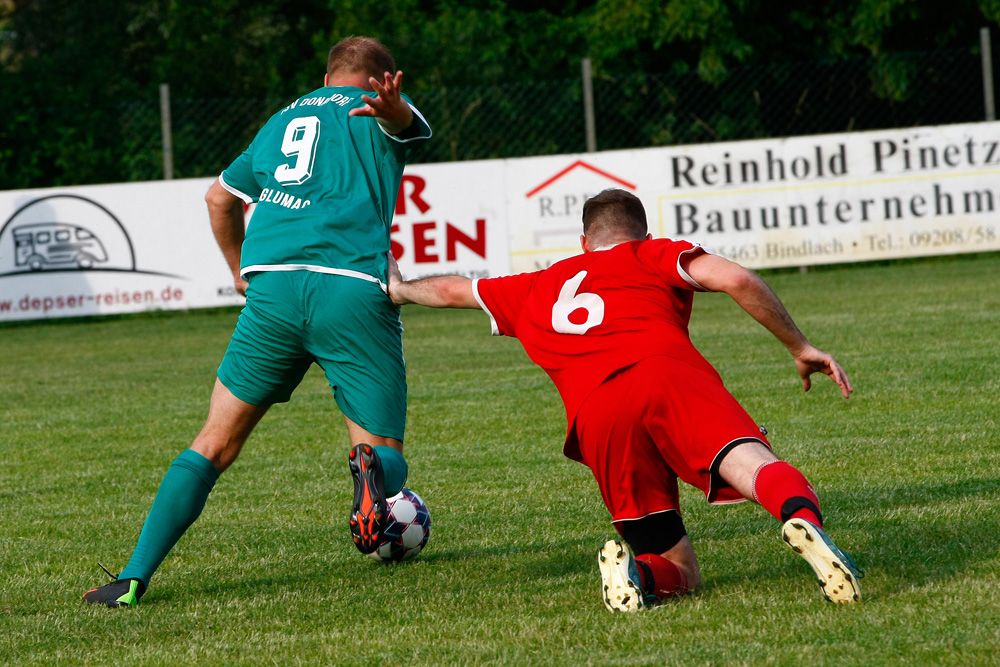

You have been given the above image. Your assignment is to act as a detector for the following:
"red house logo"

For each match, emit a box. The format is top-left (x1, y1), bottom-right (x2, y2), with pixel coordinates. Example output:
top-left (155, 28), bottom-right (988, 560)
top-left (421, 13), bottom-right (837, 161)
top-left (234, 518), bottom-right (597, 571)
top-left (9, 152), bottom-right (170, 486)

top-left (525, 160), bottom-right (636, 199)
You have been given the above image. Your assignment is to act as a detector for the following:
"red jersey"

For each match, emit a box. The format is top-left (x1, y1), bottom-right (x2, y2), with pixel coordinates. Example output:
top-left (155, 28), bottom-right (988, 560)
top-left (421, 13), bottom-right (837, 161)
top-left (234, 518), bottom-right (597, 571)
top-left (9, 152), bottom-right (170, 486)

top-left (473, 239), bottom-right (720, 439)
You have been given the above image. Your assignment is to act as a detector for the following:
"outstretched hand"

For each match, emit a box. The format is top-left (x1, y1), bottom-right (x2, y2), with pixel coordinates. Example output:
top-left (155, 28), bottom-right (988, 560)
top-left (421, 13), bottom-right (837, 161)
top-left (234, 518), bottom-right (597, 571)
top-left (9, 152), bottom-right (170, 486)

top-left (793, 344), bottom-right (853, 399)
top-left (348, 70), bottom-right (413, 135)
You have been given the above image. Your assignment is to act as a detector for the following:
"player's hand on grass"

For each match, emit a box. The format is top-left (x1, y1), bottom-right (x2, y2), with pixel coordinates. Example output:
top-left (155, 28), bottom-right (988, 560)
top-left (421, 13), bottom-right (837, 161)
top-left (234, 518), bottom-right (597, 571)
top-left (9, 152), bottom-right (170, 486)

top-left (792, 344), bottom-right (853, 399)
top-left (349, 70), bottom-right (414, 135)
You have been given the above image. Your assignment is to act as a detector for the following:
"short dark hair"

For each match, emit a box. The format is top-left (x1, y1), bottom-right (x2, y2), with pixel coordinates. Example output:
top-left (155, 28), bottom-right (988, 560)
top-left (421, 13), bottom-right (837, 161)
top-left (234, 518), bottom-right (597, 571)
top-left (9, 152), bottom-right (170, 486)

top-left (581, 189), bottom-right (647, 240)
top-left (327, 36), bottom-right (395, 81)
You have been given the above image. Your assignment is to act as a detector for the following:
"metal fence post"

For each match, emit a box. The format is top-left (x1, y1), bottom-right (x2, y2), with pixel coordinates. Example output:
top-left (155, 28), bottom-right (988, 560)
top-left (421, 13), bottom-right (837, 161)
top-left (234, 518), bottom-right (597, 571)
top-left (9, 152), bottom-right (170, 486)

top-left (582, 57), bottom-right (596, 152)
top-left (160, 83), bottom-right (174, 180)
top-left (982, 27), bottom-right (995, 121)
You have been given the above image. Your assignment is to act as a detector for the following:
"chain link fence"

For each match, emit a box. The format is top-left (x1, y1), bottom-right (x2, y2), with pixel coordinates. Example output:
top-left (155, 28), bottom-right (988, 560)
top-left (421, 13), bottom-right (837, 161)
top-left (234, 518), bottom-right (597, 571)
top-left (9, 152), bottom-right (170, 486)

top-left (119, 97), bottom-right (286, 181)
top-left (118, 47), bottom-right (991, 182)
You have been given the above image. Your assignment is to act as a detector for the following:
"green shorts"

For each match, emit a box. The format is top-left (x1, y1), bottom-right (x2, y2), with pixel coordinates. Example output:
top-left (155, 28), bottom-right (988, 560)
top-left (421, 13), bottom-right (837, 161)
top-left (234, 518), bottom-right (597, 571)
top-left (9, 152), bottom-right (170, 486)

top-left (217, 270), bottom-right (406, 441)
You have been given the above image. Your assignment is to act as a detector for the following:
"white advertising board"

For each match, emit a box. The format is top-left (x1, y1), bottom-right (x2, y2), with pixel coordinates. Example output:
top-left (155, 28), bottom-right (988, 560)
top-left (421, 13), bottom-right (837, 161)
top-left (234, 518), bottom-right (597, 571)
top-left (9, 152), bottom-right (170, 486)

top-left (507, 121), bottom-right (1000, 272)
top-left (3, 121), bottom-right (997, 322)
top-left (507, 154), bottom-right (648, 272)
top-left (389, 159), bottom-right (510, 281)
top-left (0, 160), bottom-right (510, 322)
top-left (0, 179), bottom-right (241, 322)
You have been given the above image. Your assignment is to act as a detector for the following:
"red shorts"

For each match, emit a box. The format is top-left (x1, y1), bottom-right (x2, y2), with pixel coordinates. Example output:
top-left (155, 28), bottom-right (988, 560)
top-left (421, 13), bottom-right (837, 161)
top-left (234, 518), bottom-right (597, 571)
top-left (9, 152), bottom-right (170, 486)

top-left (572, 355), bottom-right (770, 523)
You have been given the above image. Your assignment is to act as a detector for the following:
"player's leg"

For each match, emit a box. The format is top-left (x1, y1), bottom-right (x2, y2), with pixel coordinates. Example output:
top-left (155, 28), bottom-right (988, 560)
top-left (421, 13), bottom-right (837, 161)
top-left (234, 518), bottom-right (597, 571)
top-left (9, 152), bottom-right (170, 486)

top-left (83, 271), bottom-right (309, 607)
top-left (576, 365), bottom-right (697, 611)
top-left (344, 418), bottom-right (407, 554)
top-left (623, 355), bottom-right (861, 603)
top-left (647, 537), bottom-right (700, 595)
top-left (344, 415), bottom-right (408, 496)
top-left (304, 273), bottom-right (409, 553)
top-left (716, 440), bottom-right (822, 528)
top-left (610, 510), bottom-right (701, 608)
top-left (190, 379), bottom-right (271, 471)
top-left (716, 429), bottom-right (864, 603)
top-left (83, 381), bottom-right (269, 607)
top-left (120, 381), bottom-right (269, 580)
top-left (598, 527), bottom-right (699, 613)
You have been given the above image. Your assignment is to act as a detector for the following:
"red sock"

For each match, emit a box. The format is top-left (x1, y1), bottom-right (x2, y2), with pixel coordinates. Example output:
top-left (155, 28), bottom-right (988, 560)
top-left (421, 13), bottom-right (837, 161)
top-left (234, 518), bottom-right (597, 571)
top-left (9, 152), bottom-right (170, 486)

top-left (751, 460), bottom-right (823, 527)
top-left (634, 553), bottom-right (688, 600)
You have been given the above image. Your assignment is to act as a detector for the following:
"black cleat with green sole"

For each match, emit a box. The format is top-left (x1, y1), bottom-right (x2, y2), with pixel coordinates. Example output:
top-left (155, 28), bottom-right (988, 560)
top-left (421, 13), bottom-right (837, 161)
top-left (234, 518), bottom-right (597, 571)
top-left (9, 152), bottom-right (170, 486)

top-left (83, 577), bottom-right (145, 608)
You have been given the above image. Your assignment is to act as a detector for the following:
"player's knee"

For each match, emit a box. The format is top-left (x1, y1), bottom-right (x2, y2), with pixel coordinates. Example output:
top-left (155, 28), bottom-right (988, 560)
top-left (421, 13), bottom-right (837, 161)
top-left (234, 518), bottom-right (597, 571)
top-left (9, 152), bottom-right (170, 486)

top-left (190, 432), bottom-right (244, 472)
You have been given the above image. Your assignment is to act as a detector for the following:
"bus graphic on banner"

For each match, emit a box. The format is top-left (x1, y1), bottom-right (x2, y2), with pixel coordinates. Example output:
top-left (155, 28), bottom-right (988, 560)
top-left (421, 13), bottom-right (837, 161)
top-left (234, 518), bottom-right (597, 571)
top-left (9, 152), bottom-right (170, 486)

top-left (13, 223), bottom-right (109, 271)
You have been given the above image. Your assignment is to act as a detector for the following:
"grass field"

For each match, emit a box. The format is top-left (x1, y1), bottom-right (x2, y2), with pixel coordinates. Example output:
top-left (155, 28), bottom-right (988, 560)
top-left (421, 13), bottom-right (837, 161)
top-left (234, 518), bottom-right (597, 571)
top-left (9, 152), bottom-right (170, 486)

top-left (2, 254), bottom-right (999, 665)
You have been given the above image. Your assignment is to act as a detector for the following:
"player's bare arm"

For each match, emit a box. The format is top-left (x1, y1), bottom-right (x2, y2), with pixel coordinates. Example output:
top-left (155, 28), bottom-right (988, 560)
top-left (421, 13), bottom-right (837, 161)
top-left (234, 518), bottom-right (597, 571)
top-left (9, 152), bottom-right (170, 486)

top-left (386, 253), bottom-right (480, 309)
top-left (348, 70), bottom-right (414, 135)
top-left (684, 251), bottom-right (853, 399)
top-left (205, 180), bottom-right (248, 296)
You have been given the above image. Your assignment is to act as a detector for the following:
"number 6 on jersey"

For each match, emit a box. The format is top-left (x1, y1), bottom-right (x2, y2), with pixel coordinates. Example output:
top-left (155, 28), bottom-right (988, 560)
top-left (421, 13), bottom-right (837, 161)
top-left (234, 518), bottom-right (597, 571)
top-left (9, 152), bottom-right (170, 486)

top-left (552, 270), bottom-right (605, 334)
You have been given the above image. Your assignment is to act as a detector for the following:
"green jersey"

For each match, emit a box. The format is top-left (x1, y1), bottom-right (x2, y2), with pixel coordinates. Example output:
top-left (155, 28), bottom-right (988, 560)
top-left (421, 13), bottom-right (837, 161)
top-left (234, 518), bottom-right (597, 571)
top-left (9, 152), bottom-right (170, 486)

top-left (220, 86), bottom-right (431, 287)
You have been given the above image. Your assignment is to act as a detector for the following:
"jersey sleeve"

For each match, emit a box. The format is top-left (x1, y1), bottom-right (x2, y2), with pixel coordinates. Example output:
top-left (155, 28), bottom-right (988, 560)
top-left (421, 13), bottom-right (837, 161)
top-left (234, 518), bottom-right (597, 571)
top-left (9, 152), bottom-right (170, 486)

top-left (374, 94), bottom-right (431, 163)
top-left (641, 239), bottom-right (712, 291)
top-left (472, 272), bottom-right (537, 337)
top-left (388, 94), bottom-right (432, 142)
top-left (219, 140), bottom-right (261, 204)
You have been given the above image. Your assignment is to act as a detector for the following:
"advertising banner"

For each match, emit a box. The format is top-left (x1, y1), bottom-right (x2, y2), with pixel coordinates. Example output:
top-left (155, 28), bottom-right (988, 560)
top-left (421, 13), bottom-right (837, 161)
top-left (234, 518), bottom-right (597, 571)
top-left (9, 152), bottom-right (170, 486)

top-left (3, 121), bottom-right (998, 322)
top-left (0, 160), bottom-right (510, 322)
top-left (507, 154), bottom-right (648, 272)
top-left (390, 160), bottom-right (510, 281)
top-left (507, 121), bottom-right (1000, 272)
top-left (0, 179), bottom-right (239, 322)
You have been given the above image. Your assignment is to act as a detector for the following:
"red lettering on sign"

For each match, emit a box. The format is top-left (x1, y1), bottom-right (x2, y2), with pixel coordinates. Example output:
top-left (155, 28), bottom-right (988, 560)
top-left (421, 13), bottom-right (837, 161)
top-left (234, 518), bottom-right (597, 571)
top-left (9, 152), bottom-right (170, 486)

top-left (446, 219), bottom-right (487, 260)
top-left (396, 175), bottom-right (431, 215)
top-left (390, 224), bottom-right (404, 259)
top-left (391, 220), bottom-right (490, 264)
top-left (412, 222), bottom-right (438, 263)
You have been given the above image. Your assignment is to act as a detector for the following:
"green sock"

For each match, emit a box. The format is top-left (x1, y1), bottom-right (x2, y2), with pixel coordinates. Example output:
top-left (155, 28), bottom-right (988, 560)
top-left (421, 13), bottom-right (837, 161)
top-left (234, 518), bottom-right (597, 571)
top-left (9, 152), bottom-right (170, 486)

top-left (374, 445), bottom-right (408, 497)
top-left (118, 449), bottom-right (220, 588)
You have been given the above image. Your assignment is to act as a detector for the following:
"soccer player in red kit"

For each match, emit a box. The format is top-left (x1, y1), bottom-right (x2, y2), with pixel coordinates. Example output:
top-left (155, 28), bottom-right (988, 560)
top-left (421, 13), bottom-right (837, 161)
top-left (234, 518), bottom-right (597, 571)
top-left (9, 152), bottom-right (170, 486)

top-left (388, 188), bottom-right (864, 611)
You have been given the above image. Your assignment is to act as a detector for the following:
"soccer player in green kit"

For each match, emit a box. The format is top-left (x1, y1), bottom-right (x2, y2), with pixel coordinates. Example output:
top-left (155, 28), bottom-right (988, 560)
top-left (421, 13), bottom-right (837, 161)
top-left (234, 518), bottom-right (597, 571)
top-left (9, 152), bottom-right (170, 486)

top-left (83, 37), bottom-right (431, 607)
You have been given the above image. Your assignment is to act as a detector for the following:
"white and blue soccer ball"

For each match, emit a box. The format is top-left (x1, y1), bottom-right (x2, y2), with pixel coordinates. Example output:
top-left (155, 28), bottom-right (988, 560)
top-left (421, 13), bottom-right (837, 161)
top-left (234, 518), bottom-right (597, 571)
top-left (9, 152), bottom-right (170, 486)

top-left (367, 487), bottom-right (432, 562)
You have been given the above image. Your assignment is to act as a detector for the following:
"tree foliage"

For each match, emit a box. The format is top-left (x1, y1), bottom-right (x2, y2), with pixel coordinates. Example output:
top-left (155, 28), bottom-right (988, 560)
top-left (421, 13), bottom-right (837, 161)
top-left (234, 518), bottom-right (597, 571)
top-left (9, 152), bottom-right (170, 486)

top-left (1, 0), bottom-right (998, 187)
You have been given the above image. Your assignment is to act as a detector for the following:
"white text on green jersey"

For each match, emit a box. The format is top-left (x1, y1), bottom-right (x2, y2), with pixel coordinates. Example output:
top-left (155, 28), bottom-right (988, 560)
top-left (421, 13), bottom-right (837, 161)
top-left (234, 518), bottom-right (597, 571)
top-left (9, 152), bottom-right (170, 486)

top-left (260, 187), bottom-right (312, 210)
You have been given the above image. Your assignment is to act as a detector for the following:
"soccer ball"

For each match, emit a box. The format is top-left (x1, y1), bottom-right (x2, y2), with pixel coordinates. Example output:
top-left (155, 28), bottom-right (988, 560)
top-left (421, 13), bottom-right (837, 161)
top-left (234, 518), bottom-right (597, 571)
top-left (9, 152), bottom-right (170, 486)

top-left (367, 488), bottom-right (432, 562)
